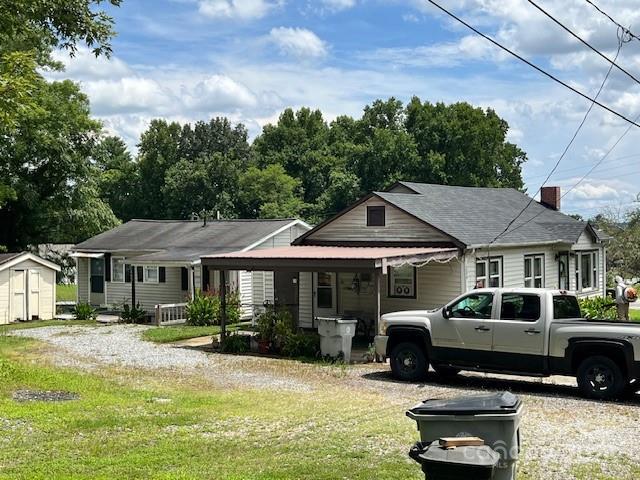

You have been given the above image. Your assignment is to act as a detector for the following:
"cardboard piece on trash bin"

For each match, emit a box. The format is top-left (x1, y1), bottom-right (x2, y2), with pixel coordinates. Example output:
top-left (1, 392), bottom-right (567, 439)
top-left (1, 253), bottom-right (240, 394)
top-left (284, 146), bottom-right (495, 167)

top-left (439, 437), bottom-right (485, 449)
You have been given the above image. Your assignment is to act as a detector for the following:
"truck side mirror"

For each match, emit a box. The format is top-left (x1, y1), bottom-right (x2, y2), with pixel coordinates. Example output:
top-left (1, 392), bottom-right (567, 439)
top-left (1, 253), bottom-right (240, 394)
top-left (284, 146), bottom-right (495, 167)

top-left (442, 307), bottom-right (451, 319)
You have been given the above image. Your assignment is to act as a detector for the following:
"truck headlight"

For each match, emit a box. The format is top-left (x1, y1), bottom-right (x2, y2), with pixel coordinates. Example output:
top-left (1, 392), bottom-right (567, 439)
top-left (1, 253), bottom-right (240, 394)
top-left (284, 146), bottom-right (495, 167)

top-left (379, 319), bottom-right (388, 335)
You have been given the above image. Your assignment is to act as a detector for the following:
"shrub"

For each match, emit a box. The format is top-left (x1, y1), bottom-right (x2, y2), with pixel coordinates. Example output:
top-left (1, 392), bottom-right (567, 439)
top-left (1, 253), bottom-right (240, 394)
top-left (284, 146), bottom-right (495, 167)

top-left (221, 333), bottom-right (250, 354)
top-left (256, 308), bottom-right (277, 342)
top-left (186, 289), bottom-right (241, 326)
top-left (186, 290), bottom-right (218, 326)
top-left (121, 303), bottom-right (146, 324)
top-left (281, 333), bottom-right (320, 358)
top-left (73, 302), bottom-right (96, 321)
top-left (580, 296), bottom-right (617, 320)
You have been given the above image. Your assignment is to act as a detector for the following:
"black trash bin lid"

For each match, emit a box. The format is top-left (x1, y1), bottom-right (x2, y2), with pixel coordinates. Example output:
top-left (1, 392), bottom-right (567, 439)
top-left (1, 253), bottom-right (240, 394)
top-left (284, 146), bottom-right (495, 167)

top-left (419, 442), bottom-right (500, 468)
top-left (409, 391), bottom-right (521, 415)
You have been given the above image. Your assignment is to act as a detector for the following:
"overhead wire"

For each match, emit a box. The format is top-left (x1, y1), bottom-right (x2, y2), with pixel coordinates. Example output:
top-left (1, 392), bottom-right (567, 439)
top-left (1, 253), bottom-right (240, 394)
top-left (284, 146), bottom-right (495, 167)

top-left (424, 0), bottom-right (640, 128)
top-left (584, 0), bottom-right (640, 43)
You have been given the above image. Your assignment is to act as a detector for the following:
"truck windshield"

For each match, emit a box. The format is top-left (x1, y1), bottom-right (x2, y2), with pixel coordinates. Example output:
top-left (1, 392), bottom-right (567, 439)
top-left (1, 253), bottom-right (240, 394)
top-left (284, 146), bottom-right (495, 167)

top-left (553, 295), bottom-right (581, 319)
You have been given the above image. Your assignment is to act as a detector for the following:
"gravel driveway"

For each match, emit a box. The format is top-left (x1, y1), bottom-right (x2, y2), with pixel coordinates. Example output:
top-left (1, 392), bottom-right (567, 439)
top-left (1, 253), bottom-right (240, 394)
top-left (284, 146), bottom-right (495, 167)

top-left (13, 324), bottom-right (640, 479)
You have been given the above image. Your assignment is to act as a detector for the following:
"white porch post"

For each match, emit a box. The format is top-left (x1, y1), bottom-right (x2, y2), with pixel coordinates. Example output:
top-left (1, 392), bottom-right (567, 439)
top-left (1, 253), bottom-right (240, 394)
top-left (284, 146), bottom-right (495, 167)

top-left (375, 269), bottom-right (381, 333)
top-left (188, 264), bottom-right (195, 300)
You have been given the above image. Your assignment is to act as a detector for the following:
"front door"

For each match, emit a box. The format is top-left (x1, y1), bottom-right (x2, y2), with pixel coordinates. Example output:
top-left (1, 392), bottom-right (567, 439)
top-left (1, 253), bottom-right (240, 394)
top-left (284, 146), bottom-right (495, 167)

top-left (90, 258), bottom-right (105, 305)
top-left (431, 292), bottom-right (495, 367)
top-left (274, 271), bottom-right (299, 323)
top-left (28, 270), bottom-right (40, 320)
top-left (491, 292), bottom-right (546, 373)
top-left (315, 272), bottom-right (336, 317)
top-left (558, 252), bottom-right (570, 290)
top-left (11, 269), bottom-right (27, 321)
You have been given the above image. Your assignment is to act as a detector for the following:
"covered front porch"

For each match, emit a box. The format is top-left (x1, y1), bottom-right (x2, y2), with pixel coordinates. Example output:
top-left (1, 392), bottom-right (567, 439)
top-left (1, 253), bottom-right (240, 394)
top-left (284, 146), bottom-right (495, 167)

top-left (201, 245), bottom-right (461, 339)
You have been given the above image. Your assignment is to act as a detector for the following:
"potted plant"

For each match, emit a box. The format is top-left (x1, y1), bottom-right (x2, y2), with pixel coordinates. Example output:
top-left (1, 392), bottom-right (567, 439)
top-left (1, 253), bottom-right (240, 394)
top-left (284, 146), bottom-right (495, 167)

top-left (255, 309), bottom-right (275, 354)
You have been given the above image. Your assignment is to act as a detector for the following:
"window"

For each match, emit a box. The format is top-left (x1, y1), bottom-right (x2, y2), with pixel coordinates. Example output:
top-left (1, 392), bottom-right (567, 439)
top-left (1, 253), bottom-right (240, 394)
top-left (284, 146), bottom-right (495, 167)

top-left (388, 265), bottom-right (416, 298)
top-left (317, 272), bottom-right (333, 308)
top-left (553, 295), bottom-right (581, 319)
top-left (366, 205), bottom-right (385, 226)
top-left (144, 266), bottom-right (159, 283)
top-left (476, 257), bottom-right (502, 288)
top-left (111, 257), bottom-right (126, 283)
top-left (500, 293), bottom-right (541, 321)
top-left (524, 255), bottom-right (544, 288)
top-left (575, 251), bottom-right (598, 291)
top-left (448, 293), bottom-right (494, 319)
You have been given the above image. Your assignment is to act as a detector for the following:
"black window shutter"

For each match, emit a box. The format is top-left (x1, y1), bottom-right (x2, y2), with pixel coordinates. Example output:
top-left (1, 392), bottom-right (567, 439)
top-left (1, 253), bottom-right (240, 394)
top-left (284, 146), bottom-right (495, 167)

top-left (125, 265), bottom-right (131, 283)
top-left (104, 253), bottom-right (112, 282)
top-left (181, 267), bottom-right (188, 291)
top-left (159, 267), bottom-right (166, 283)
top-left (137, 266), bottom-right (144, 283)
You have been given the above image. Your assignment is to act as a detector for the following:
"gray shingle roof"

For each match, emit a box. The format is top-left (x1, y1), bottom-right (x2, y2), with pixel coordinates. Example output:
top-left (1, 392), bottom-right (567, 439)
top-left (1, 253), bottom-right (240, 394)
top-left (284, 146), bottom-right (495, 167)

top-left (73, 219), bottom-right (299, 262)
top-left (0, 252), bottom-right (24, 265)
top-left (376, 182), bottom-right (592, 247)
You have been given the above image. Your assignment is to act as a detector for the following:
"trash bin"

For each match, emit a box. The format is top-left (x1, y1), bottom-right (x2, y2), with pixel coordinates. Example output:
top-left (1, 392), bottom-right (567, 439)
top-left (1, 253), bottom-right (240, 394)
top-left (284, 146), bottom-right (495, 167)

top-left (406, 392), bottom-right (522, 480)
top-left (409, 440), bottom-right (500, 480)
top-left (316, 316), bottom-right (357, 362)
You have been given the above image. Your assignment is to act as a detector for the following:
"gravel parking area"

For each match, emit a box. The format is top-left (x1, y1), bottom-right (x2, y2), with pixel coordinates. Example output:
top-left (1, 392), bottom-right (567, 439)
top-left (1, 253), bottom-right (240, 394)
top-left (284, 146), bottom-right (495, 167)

top-left (13, 324), bottom-right (640, 479)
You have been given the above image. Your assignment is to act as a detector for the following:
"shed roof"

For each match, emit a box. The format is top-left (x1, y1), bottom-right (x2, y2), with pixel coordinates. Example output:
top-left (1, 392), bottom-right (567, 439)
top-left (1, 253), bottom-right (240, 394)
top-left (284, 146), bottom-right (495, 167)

top-left (0, 252), bottom-right (61, 272)
top-left (73, 219), bottom-right (304, 263)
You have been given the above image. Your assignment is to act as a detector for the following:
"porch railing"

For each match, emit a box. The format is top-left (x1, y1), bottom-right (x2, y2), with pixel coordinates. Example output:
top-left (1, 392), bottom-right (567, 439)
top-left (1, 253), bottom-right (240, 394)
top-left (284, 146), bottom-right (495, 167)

top-left (154, 302), bottom-right (188, 326)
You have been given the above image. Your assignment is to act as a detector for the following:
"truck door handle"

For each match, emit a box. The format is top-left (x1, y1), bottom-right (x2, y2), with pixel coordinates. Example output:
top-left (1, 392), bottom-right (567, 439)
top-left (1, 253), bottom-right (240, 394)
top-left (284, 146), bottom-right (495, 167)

top-left (475, 326), bottom-right (491, 332)
top-left (524, 328), bottom-right (541, 335)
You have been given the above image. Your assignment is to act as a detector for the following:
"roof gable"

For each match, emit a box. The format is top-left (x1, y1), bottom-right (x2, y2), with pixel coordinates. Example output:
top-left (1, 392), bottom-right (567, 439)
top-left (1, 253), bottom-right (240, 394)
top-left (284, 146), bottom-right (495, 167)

top-left (0, 252), bottom-right (61, 272)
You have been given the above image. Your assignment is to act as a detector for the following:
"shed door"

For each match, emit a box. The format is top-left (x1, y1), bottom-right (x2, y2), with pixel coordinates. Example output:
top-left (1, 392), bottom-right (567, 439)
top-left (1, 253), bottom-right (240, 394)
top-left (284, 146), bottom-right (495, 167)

top-left (11, 269), bottom-right (27, 321)
top-left (29, 270), bottom-right (40, 320)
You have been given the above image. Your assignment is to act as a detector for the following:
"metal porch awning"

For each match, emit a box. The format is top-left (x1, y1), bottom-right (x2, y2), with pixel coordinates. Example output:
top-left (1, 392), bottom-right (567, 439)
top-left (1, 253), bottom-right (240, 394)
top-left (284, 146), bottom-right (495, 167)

top-left (201, 245), bottom-right (459, 272)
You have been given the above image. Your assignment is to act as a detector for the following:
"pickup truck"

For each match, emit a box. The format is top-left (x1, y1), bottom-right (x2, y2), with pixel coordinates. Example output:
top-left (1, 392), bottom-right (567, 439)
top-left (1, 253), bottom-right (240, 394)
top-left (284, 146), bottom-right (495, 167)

top-left (374, 288), bottom-right (640, 400)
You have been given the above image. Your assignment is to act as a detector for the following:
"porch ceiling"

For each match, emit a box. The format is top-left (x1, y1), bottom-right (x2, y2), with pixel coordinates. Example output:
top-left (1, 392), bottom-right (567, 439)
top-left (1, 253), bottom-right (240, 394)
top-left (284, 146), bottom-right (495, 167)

top-left (201, 245), bottom-right (459, 272)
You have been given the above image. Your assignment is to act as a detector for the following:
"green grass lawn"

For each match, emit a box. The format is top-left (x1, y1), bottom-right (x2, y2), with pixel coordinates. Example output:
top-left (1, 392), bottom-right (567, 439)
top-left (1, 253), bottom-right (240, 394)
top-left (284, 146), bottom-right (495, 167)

top-left (629, 309), bottom-right (640, 322)
top-left (141, 323), bottom-right (242, 343)
top-left (0, 335), bottom-right (421, 480)
top-left (56, 283), bottom-right (77, 302)
top-left (1, 319), bottom-right (94, 333)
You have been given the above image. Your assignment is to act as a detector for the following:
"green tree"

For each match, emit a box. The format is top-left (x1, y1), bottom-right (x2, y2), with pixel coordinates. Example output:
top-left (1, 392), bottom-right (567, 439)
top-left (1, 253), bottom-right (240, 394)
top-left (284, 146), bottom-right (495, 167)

top-left (252, 108), bottom-right (340, 205)
top-left (238, 165), bottom-right (306, 219)
top-left (0, 80), bottom-right (118, 248)
top-left (592, 209), bottom-right (640, 282)
top-left (136, 120), bottom-right (183, 219)
top-left (405, 97), bottom-right (526, 188)
top-left (163, 154), bottom-right (239, 220)
top-left (93, 136), bottom-right (139, 221)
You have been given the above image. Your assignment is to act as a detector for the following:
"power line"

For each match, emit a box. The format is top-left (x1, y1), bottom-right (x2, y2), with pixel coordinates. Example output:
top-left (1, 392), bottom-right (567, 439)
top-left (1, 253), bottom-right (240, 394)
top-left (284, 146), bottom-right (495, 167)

top-left (500, 109), bottom-right (640, 237)
top-left (528, 0), bottom-right (636, 84)
top-left (584, 0), bottom-right (640, 43)
top-left (525, 153), bottom-right (640, 181)
top-left (425, 0), bottom-right (640, 128)
top-left (487, 33), bottom-right (623, 245)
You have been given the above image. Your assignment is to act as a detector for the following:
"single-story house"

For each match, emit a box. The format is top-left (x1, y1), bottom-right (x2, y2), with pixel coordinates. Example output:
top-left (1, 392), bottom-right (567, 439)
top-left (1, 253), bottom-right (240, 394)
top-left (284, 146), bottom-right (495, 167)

top-left (0, 252), bottom-right (61, 324)
top-left (202, 182), bottom-right (608, 333)
top-left (71, 219), bottom-right (311, 316)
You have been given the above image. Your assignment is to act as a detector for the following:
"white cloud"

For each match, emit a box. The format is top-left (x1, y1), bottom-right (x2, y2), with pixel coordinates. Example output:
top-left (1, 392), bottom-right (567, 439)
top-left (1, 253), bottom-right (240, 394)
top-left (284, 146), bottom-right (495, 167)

top-left (49, 47), bottom-right (132, 80)
top-left (187, 75), bottom-right (258, 110)
top-left (269, 27), bottom-right (328, 58)
top-left (198, 0), bottom-right (281, 20)
top-left (320, 0), bottom-right (356, 12)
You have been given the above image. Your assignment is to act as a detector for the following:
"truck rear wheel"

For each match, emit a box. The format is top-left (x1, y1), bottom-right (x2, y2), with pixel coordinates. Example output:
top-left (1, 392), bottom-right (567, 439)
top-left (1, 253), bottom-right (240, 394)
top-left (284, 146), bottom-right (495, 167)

top-left (390, 342), bottom-right (427, 382)
top-left (577, 355), bottom-right (626, 400)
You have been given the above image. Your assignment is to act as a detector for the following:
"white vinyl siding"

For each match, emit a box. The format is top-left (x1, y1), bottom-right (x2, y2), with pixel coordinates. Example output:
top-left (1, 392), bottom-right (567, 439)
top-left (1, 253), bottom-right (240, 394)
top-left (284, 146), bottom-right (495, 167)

top-left (336, 260), bottom-right (462, 320)
top-left (305, 197), bottom-right (452, 243)
top-left (77, 257), bottom-right (88, 304)
top-left (106, 266), bottom-right (186, 311)
top-left (0, 269), bottom-right (8, 324)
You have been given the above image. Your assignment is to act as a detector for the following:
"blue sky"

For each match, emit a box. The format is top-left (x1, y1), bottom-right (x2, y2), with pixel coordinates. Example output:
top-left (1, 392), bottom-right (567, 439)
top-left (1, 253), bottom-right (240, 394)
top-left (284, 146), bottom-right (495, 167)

top-left (50, 0), bottom-right (640, 218)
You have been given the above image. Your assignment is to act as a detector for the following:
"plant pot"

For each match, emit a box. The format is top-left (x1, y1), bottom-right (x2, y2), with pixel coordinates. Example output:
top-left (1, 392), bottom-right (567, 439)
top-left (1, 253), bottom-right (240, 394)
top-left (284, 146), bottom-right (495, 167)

top-left (257, 339), bottom-right (270, 354)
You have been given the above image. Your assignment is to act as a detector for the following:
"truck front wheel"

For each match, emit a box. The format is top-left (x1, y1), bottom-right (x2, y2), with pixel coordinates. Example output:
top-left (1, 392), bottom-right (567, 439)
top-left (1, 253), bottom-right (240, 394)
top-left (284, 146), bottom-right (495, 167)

top-left (577, 355), bottom-right (626, 400)
top-left (390, 342), bottom-right (427, 382)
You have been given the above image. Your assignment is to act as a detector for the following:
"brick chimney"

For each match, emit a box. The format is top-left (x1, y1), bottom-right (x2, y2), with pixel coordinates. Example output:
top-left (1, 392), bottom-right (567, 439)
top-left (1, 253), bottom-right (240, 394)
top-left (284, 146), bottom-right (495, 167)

top-left (540, 186), bottom-right (561, 211)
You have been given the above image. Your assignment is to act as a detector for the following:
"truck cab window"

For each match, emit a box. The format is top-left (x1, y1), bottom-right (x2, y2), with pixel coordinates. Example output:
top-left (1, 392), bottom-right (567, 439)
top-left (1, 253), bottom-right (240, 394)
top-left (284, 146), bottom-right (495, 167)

top-left (500, 293), bottom-right (541, 321)
top-left (553, 295), bottom-right (581, 319)
top-left (449, 293), bottom-right (494, 319)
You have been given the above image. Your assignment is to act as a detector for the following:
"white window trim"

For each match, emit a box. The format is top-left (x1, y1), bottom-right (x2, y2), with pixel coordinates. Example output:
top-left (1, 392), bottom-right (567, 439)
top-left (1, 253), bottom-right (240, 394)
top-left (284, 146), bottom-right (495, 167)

top-left (524, 254), bottom-right (545, 288)
top-left (575, 250), bottom-right (598, 292)
top-left (111, 256), bottom-right (126, 284)
top-left (476, 257), bottom-right (503, 288)
top-left (143, 265), bottom-right (159, 284)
